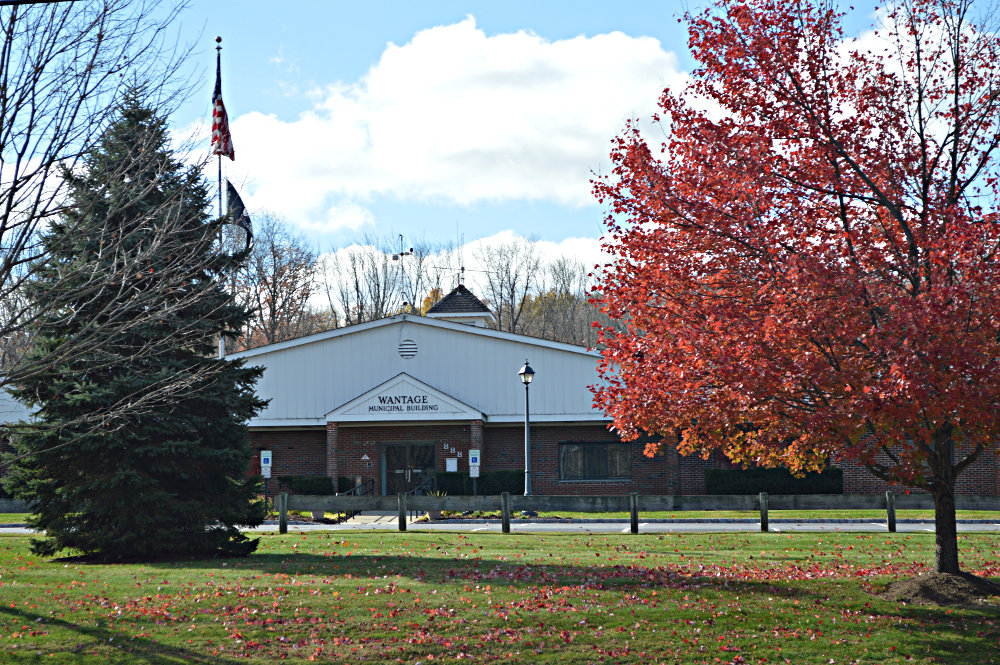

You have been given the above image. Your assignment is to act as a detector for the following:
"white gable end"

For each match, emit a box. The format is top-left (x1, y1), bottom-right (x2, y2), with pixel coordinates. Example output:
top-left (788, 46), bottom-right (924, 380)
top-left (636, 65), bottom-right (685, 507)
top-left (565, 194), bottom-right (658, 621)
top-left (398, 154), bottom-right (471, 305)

top-left (327, 373), bottom-right (484, 422)
top-left (231, 315), bottom-right (608, 427)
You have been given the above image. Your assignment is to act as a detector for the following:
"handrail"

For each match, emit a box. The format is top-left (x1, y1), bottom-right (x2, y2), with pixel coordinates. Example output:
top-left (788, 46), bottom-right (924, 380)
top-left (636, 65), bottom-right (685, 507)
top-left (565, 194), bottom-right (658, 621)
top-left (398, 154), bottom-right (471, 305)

top-left (408, 477), bottom-right (437, 520)
top-left (335, 479), bottom-right (375, 521)
top-left (339, 478), bottom-right (375, 496)
top-left (408, 477), bottom-right (435, 495)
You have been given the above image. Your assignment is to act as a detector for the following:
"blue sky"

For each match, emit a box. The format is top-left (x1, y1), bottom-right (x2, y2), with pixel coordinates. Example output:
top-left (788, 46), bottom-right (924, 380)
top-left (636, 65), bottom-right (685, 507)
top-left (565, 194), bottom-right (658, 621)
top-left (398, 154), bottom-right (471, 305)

top-left (168, 1), bottom-right (879, 262)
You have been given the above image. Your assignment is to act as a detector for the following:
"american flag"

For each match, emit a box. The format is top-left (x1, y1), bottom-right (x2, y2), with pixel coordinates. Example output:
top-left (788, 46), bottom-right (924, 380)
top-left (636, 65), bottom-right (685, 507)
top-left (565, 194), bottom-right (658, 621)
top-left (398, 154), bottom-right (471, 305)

top-left (211, 51), bottom-right (234, 160)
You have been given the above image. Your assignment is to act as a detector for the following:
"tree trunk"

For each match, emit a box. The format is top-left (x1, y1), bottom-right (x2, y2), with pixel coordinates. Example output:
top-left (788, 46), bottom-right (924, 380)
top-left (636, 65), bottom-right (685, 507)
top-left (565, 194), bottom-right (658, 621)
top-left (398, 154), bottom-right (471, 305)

top-left (930, 423), bottom-right (959, 574)
top-left (931, 483), bottom-right (960, 573)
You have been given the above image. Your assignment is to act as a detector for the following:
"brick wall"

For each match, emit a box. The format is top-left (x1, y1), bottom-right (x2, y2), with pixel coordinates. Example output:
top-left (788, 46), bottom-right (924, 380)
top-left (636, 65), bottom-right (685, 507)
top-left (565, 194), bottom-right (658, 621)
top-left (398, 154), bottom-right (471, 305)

top-left (248, 424), bottom-right (1000, 497)
top-left (482, 424), bottom-right (675, 495)
top-left (677, 452), bottom-right (718, 495)
top-left (250, 421), bottom-right (679, 496)
top-left (644, 434), bottom-right (718, 496)
top-left (834, 442), bottom-right (1000, 495)
top-left (336, 422), bottom-right (475, 495)
top-left (248, 429), bottom-right (326, 498)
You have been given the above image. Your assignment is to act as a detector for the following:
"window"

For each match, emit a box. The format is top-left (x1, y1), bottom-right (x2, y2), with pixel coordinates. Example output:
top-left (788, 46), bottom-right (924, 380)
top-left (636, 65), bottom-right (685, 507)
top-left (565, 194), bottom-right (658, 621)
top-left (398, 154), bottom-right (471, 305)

top-left (559, 442), bottom-right (631, 480)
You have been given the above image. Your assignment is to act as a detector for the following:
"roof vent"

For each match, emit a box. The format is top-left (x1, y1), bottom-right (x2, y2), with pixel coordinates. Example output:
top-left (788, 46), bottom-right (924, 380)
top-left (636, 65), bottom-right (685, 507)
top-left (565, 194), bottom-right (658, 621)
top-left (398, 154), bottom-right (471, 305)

top-left (398, 339), bottom-right (418, 359)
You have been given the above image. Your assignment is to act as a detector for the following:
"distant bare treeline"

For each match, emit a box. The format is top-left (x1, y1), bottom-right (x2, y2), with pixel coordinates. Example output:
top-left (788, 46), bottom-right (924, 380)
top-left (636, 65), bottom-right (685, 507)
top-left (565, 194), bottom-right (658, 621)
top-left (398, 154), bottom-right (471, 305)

top-left (221, 223), bottom-right (617, 352)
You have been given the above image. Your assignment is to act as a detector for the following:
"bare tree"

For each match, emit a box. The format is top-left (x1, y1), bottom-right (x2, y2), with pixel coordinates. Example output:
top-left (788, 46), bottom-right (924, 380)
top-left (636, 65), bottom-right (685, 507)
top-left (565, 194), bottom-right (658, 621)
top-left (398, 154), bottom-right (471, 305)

top-left (313, 232), bottom-right (614, 347)
top-left (228, 213), bottom-right (328, 351)
top-left (320, 236), bottom-right (401, 326)
top-left (524, 257), bottom-right (604, 346)
top-left (0, 1), bottom-right (187, 353)
top-left (474, 236), bottom-right (542, 334)
top-left (0, 262), bottom-right (31, 372)
top-left (317, 234), bottom-right (452, 326)
top-left (0, 2), bottom-right (232, 442)
top-left (397, 239), bottom-right (448, 314)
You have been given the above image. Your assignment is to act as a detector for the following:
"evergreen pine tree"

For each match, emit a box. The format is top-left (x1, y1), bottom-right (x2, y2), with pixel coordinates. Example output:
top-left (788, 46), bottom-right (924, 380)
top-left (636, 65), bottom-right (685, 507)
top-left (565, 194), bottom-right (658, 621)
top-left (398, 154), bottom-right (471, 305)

top-left (3, 93), bottom-right (266, 560)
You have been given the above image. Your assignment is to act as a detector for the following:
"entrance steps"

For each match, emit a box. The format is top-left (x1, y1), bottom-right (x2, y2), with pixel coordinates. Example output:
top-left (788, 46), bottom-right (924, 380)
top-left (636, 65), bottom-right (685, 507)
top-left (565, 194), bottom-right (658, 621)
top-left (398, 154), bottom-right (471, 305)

top-left (342, 510), bottom-right (421, 525)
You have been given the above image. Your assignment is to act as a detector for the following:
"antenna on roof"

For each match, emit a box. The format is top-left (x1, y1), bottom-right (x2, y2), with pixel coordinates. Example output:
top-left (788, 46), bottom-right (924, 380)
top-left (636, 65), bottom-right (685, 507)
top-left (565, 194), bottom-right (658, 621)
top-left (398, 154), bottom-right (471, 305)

top-left (456, 229), bottom-right (465, 288)
top-left (393, 234), bottom-right (413, 312)
top-left (391, 233), bottom-right (412, 261)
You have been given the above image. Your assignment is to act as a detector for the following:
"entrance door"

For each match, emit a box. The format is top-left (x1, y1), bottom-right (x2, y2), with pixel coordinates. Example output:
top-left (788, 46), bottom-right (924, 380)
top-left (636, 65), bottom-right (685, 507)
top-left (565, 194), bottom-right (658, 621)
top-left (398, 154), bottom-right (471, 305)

top-left (383, 444), bottom-right (436, 495)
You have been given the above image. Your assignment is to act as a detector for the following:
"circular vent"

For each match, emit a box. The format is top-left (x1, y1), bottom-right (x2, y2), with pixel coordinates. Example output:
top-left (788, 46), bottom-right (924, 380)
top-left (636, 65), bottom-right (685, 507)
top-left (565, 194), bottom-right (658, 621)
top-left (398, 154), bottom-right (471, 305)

top-left (398, 339), bottom-right (418, 359)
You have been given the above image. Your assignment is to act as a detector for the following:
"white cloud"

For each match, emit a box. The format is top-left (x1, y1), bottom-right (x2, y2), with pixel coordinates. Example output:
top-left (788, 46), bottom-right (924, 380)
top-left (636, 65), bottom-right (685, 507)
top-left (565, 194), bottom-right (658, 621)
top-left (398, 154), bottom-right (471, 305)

top-left (220, 17), bottom-right (684, 233)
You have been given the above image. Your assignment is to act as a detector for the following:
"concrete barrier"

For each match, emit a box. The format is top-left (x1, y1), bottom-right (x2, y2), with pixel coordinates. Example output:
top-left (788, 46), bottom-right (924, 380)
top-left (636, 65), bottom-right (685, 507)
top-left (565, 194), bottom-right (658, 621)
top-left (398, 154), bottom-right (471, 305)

top-left (0, 499), bottom-right (28, 513)
top-left (277, 492), bottom-right (1000, 533)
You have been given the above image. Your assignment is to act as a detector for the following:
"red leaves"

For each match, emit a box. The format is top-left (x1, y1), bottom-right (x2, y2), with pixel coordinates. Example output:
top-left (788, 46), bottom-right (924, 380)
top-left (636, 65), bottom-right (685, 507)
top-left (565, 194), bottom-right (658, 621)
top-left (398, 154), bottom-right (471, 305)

top-left (592, 0), bottom-right (1000, 498)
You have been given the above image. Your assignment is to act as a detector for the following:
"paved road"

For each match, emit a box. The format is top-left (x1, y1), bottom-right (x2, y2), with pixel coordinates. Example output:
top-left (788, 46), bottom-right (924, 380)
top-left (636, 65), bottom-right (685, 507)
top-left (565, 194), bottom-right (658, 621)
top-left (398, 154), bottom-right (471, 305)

top-left (2, 520), bottom-right (998, 535)
top-left (253, 520), bottom-right (1000, 534)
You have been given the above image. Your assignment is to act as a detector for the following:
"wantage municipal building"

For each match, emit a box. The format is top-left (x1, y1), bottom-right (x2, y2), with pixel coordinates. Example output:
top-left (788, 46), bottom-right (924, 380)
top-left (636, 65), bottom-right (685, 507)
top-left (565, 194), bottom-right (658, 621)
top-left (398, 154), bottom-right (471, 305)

top-left (2, 285), bottom-right (998, 497)
top-left (232, 285), bottom-right (675, 497)
top-left (231, 285), bottom-right (1000, 498)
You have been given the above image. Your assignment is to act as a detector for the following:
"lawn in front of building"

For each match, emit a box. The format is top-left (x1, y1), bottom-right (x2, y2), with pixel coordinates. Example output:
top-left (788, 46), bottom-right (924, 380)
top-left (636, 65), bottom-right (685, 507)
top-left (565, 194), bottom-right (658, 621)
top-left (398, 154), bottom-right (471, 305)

top-left (0, 530), bottom-right (997, 663)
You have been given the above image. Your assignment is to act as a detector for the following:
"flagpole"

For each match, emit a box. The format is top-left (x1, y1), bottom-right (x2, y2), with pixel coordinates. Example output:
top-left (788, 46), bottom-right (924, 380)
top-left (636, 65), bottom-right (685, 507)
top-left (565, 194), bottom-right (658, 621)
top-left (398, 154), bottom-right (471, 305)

top-left (216, 36), bottom-right (226, 359)
top-left (216, 37), bottom-right (224, 221)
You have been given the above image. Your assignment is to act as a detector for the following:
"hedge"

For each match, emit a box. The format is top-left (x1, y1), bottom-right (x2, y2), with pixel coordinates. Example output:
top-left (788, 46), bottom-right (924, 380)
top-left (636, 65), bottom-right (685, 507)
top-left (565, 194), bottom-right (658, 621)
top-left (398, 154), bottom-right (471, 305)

top-left (435, 470), bottom-right (524, 495)
top-left (277, 475), bottom-right (335, 495)
top-left (705, 467), bottom-right (843, 495)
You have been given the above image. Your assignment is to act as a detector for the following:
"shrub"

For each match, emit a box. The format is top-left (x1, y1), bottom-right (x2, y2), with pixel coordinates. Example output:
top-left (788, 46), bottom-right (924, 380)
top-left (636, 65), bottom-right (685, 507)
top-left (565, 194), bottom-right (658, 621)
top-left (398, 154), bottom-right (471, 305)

top-left (705, 468), bottom-right (843, 495)
top-left (277, 475), bottom-right (335, 495)
top-left (435, 470), bottom-right (524, 495)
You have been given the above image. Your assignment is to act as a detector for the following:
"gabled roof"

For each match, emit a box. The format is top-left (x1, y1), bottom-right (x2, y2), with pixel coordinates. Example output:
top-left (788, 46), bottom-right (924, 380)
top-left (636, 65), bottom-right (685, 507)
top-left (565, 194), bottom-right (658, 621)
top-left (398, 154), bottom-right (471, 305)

top-left (226, 313), bottom-right (606, 427)
top-left (426, 284), bottom-right (492, 315)
top-left (228, 313), bottom-right (598, 360)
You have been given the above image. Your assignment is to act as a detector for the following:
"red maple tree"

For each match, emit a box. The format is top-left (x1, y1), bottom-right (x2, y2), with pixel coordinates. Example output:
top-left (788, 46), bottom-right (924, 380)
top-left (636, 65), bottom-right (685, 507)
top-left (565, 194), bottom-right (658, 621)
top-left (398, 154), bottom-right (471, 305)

top-left (593, 0), bottom-right (1000, 574)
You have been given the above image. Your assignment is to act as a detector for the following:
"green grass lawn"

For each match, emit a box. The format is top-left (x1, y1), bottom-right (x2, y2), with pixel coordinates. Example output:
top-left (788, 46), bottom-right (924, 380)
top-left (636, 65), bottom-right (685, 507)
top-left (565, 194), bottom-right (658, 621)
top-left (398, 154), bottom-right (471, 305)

top-left (0, 513), bottom-right (28, 524)
top-left (0, 530), bottom-right (997, 663)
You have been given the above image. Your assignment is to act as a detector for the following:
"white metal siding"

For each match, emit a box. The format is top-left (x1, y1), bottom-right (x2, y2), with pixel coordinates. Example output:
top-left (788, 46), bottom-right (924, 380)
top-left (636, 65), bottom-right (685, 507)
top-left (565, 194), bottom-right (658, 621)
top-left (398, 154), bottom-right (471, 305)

top-left (0, 389), bottom-right (30, 424)
top-left (238, 317), bottom-right (606, 426)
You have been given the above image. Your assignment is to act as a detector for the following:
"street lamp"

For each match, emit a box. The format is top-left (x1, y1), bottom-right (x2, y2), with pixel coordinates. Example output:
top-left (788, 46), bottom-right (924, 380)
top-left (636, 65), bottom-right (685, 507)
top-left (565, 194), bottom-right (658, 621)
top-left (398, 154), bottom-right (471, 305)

top-left (518, 359), bottom-right (535, 496)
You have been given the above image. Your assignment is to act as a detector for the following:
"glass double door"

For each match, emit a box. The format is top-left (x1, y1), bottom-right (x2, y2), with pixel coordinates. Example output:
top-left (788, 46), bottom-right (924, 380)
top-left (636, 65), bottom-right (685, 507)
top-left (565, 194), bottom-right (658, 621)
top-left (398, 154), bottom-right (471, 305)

top-left (382, 444), bottom-right (436, 495)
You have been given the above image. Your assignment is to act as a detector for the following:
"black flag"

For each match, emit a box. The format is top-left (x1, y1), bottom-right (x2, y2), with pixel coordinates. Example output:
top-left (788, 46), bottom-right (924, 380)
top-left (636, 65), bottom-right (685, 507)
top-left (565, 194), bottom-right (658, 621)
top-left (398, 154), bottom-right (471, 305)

top-left (226, 180), bottom-right (252, 251)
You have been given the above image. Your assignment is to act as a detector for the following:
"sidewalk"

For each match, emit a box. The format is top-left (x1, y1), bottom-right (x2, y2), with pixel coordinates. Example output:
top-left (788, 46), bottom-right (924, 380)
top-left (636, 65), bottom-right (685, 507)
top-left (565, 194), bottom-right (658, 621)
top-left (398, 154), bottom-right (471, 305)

top-left (342, 510), bottom-right (419, 525)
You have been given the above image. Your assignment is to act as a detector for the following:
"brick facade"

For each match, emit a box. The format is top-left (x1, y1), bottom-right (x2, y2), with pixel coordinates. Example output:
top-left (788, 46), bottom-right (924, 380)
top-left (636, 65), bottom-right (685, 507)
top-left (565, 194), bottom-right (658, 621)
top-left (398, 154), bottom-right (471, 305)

top-left (249, 421), bottom-right (680, 496)
top-left (335, 422), bottom-right (475, 495)
top-left (482, 424), bottom-right (674, 495)
top-left (247, 423), bottom-right (1000, 496)
top-left (249, 428), bottom-right (326, 497)
top-left (833, 442), bottom-right (1000, 495)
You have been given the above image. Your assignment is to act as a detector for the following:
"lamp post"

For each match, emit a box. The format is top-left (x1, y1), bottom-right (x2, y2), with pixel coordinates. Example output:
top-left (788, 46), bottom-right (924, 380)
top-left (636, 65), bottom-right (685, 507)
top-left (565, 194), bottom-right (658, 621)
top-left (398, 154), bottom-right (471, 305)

top-left (518, 359), bottom-right (535, 496)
